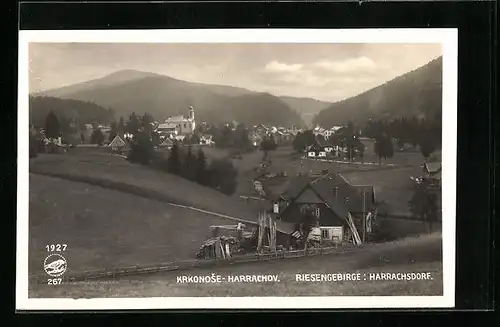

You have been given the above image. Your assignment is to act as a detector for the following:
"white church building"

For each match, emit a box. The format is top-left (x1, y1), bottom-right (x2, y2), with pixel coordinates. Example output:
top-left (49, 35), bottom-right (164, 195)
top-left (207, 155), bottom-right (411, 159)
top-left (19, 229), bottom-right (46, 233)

top-left (156, 105), bottom-right (196, 136)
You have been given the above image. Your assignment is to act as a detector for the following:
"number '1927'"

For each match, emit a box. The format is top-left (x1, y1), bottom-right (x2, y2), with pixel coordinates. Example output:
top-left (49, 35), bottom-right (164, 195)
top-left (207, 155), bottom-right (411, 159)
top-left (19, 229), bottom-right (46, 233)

top-left (46, 244), bottom-right (67, 252)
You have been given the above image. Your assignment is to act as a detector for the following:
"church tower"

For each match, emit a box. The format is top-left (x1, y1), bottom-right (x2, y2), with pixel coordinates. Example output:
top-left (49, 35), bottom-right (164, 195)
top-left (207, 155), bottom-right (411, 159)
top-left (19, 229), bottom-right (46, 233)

top-left (189, 106), bottom-right (195, 120)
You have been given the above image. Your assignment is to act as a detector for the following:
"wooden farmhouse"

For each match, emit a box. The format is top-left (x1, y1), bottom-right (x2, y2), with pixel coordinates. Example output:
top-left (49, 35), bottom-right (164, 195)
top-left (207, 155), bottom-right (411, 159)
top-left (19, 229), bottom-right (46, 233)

top-left (273, 172), bottom-right (377, 246)
top-left (107, 134), bottom-right (129, 153)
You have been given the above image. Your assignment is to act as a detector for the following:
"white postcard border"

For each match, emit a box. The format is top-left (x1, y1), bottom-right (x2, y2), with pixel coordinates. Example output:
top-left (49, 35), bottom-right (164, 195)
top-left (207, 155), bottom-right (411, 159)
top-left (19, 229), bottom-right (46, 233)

top-left (17, 28), bottom-right (457, 310)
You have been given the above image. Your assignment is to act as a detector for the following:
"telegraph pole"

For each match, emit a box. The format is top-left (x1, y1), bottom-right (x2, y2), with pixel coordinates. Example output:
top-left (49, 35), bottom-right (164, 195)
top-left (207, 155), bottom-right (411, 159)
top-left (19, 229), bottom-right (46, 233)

top-left (362, 188), bottom-right (366, 243)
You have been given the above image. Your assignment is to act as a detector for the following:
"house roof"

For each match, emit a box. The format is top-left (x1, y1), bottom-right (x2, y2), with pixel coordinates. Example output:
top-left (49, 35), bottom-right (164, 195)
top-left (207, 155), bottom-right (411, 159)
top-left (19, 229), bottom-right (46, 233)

top-left (108, 135), bottom-right (127, 148)
top-left (424, 162), bottom-right (442, 173)
top-left (157, 123), bottom-right (177, 129)
top-left (161, 138), bottom-right (174, 146)
top-left (307, 144), bottom-right (324, 152)
top-left (280, 173), bottom-right (376, 219)
top-left (166, 115), bottom-right (187, 122)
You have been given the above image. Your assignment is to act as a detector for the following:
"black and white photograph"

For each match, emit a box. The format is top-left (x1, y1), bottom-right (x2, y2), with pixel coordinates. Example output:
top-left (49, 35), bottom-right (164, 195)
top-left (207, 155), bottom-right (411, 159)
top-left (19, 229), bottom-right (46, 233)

top-left (17, 29), bottom-right (457, 310)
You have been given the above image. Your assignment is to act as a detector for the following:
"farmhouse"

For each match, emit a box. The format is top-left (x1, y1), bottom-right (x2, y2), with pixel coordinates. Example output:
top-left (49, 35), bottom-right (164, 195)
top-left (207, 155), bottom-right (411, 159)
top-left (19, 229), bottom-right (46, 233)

top-left (107, 134), bottom-right (128, 153)
top-left (274, 173), bottom-right (376, 245)
top-left (306, 144), bottom-right (327, 158)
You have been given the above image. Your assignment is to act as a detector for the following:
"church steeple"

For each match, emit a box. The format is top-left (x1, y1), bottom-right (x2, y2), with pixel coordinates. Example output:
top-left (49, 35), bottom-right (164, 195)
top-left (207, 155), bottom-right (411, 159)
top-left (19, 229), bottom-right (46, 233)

top-left (189, 106), bottom-right (195, 120)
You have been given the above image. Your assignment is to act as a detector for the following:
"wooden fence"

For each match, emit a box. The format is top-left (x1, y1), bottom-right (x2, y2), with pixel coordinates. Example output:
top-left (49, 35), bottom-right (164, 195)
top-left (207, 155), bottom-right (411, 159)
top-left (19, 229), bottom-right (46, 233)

top-left (30, 244), bottom-right (365, 284)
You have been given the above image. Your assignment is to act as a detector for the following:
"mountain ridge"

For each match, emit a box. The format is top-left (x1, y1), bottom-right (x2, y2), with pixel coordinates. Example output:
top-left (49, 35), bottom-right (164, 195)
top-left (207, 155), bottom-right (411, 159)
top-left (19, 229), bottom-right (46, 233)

top-left (312, 56), bottom-right (443, 127)
top-left (35, 71), bottom-right (307, 127)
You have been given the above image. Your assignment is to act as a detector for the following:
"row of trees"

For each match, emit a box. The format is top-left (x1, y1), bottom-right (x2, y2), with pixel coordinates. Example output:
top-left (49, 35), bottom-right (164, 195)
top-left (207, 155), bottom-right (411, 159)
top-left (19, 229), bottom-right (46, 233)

top-left (164, 144), bottom-right (238, 195)
top-left (121, 113), bottom-right (239, 196)
top-left (363, 114), bottom-right (442, 159)
top-left (293, 114), bottom-right (441, 163)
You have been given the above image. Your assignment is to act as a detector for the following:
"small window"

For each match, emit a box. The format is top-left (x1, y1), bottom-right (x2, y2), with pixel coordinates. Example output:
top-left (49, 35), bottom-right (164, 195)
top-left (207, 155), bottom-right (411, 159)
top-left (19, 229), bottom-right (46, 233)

top-left (321, 229), bottom-right (329, 239)
top-left (184, 123), bottom-right (187, 128)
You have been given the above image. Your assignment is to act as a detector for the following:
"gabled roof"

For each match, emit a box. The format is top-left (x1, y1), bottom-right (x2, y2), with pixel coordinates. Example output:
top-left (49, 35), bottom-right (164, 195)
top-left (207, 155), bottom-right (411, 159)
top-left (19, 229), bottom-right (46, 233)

top-left (161, 138), bottom-right (174, 146)
top-left (108, 134), bottom-right (127, 148)
top-left (280, 173), bottom-right (376, 219)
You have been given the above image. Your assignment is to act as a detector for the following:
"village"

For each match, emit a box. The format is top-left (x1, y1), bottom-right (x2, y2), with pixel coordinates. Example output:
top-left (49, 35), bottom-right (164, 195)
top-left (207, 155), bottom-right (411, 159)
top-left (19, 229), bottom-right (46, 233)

top-left (29, 102), bottom-right (442, 271)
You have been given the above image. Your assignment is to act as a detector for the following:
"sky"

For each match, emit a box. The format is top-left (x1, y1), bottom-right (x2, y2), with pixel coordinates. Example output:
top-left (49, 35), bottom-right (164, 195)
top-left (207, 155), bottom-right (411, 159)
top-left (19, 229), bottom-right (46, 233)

top-left (29, 43), bottom-right (442, 102)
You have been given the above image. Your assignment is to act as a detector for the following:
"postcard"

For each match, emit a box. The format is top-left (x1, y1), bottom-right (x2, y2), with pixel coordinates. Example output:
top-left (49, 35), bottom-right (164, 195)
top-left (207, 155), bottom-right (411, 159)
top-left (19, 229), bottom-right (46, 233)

top-left (17, 28), bottom-right (457, 310)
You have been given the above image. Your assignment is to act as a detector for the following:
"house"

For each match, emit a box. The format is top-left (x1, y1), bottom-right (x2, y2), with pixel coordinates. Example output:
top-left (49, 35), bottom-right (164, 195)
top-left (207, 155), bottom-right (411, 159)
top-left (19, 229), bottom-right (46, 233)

top-left (161, 106), bottom-right (196, 135)
top-left (107, 134), bottom-right (128, 153)
top-left (248, 132), bottom-right (262, 147)
top-left (156, 122), bottom-right (178, 136)
top-left (306, 144), bottom-right (327, 158)
top-left (160, 138), bottom-right (174, 149)
top-left (199, 134), bottom-right (214, 146)
top-left (423, 160), bottom-right (442, 187)
top-left (173, 134), bottom-right (186, 143)
top-left (313, 125), bottom-right (326, 137)
top-left (274, 172), bottom-right (376, 245)
top-left (254, 124), bottom-right (269, 136)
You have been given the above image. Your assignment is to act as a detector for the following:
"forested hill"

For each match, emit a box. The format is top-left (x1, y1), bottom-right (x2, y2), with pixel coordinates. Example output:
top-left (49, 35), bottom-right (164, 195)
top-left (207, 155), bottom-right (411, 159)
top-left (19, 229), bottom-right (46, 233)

top-left (29, 96), bottom-right (115, 129)
top-left (36, 70), bottom-right (306, 128)
top-left (313, 56), bottom-right (443, 127)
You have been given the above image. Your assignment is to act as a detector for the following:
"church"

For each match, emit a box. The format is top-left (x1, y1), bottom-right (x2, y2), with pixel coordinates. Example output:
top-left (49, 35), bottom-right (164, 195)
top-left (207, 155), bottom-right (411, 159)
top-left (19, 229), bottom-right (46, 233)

top-left (157, 105), bottom-right (196, 136)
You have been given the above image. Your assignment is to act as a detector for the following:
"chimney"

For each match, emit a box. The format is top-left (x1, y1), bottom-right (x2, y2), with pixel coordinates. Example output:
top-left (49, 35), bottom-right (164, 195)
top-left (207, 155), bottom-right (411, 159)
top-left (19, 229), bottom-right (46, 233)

top-left (333, 187), bottom-right (339, 203)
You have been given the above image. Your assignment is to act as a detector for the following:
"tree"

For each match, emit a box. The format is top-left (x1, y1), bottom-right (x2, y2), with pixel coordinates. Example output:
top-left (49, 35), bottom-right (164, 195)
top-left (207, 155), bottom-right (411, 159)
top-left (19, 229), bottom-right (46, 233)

top-left (91, 128), bottom-right (105, 146)
top-left (233, 124), bottom-right (251, 150)
top-left (151, 131), bottom-right (161, 147)
top-left (374, 133), bottom-right (394, 165)
top-left (181, 145), bottom-right (196, 180)
top-left (292, 132), bottom-right (305, 152)
top-left (127, 131), bottom-right (154, 165)
top-left (45, 111), bottom-right (60, 139)
top-left (167, 143), bottom-right (182, 175)
top-left (194, 148), bottom-right (207, 185)
top-left (409, 179), bottom-right (440, 233)
top-left (260, 135), bottom-right (277, 160)
top-left (125, 112), bottom-right (141, 135)
top-left (207, 158), bottom-right (238, 195)
top-left (108, 121), bottom-right (118, 141)
top-left (141, 112), bottom-right (154, 134)
top-left (419, 128), bottom-right (438, 160)
top-left (118, 116), bottom-right (125, 134)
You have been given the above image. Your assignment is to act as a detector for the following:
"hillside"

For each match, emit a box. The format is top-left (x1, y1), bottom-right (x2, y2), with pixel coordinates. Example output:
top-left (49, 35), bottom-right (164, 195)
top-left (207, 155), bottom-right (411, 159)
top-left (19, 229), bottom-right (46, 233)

top-left (279, 96), bottom-right (332, 127)
top-left (29, 96), bottom-right (114, 128)
top-left (313, 57), bottom-right (443, 127)
top-left (217, 92), bottom-right (305, 127)
top-left (37, 70), bottom-right (306, 127)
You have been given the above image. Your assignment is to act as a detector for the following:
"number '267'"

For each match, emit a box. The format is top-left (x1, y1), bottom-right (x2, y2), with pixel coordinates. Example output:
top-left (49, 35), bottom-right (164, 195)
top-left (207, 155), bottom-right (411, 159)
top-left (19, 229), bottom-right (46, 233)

top-left (46, 244), bottom-right (67, 252)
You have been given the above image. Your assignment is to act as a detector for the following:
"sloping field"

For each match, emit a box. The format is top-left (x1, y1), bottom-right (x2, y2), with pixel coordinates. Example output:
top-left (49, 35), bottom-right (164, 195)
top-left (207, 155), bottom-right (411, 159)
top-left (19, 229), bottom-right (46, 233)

top-left (30, 151), bottom-right (259, 221)
top-left (28, 174), bottom-right (243, 279)
top-left (30, 233), bottom-right (443, 298)
top-left (341, 166), bottom-right (426, 216)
